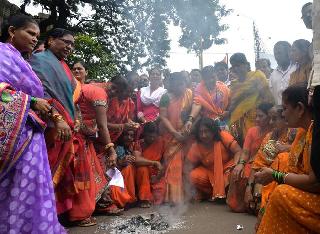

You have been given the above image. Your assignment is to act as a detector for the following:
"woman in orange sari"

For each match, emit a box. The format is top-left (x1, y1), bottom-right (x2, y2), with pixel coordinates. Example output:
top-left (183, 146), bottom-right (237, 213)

top-left (105, 75), bottom-right (139, 143)
top-left (71, 62), bottom-right (123, 225)
top-left (186, 118), bottom-right (242, 201)
top-left (159, 72), bottom-right (193, 204)
top-left (184, 65), bottom-right (229, 132)
top-left (113, 129), bottom-right (162, 208)
top-left (227, 103), bottom-right (273, 212)
top-left (136, 122), bottom-right (166, 207)
top-left (228, 53), bottom-right (274, 145)
top-left (255, 85), bottom-right (320, 234)
top-left (245, 106), bottom-right (294, 217)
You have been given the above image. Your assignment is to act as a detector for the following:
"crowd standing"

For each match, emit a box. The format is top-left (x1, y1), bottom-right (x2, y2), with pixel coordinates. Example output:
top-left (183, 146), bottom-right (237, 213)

top-left (0, 1), bottom-right (319, 233)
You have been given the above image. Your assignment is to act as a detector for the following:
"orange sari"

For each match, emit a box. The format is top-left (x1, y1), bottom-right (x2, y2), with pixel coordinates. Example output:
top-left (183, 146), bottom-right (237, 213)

top-left (161, 89), bottom-right (193, 204)
top-left (227, 126), bottom-right (267, 212)
top-left (193, 81), bottom-right (230, 119)
top-left (187, 131), bottom-right (236, 199)
top-left (110, 141), bottom-right (141, 208)
top-left (252, 130), bottom-right (293, 210)
top-left (136, 138), bottom-right (166, 204)
top-left (258, 123), bottom-right (320, 234)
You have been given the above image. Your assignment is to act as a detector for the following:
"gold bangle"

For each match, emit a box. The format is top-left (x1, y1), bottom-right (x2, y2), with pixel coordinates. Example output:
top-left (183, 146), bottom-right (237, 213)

top-left (52, 113), bottom-right (64, 123)
top-left (105, 143), bottom-right (114, 151)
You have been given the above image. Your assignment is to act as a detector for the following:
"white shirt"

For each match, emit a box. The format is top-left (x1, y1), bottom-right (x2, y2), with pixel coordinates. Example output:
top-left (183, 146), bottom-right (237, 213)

top-left (269, 64), bottom-right (297, 105)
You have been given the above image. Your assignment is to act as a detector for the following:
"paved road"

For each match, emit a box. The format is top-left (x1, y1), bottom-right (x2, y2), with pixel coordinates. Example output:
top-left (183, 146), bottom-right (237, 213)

top-left (69, 202), bottom-right (256, 234)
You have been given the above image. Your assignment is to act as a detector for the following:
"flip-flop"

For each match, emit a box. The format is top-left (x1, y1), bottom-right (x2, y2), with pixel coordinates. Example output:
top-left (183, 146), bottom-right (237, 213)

top-left (76, 217), bottom-right (97, 227)
top-left (96, 204), bottom-right (124, 216)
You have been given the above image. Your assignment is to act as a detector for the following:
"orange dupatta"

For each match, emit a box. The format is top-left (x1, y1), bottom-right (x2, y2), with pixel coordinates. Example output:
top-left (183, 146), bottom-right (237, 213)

top-left (194, 81), bottom-right (230, 119)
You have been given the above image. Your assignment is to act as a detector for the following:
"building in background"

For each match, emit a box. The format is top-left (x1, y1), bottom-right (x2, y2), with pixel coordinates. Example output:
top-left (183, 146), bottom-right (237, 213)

top-left (0, 0), bottom-right (19, 29)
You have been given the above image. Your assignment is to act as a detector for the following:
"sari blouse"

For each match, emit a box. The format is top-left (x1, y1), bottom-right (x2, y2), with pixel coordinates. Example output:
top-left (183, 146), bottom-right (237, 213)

top-left (77, 84), bottom-right (107, 136)
top-left (78, 84), bottom-right (107, 121)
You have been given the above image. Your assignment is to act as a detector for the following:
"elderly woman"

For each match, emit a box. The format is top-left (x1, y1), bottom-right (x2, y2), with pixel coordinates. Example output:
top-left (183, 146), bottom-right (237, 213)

top-left (0, 15), bottom-right (65, 233)
top-left (186, 118), bottom-right (242, 201)
top-left (256, 85), bottom-right (320, 233)
top-left (136, 68), bottom-right (166, 123)
top-left (289, 39), bottom-right (312, 86)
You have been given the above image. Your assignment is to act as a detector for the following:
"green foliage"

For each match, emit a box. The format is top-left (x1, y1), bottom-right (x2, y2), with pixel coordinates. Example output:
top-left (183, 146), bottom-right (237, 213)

top-left (68, 34), bottom-right (117, 82)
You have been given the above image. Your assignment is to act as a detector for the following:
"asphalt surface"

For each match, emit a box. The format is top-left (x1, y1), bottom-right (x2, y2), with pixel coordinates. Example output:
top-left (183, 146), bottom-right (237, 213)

top-left (69, 202), bottom-right (256, 234)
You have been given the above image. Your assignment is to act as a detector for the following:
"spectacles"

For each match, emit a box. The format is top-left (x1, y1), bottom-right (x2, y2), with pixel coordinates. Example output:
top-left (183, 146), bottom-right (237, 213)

top-left (57, 38), bottom-right (75, 48)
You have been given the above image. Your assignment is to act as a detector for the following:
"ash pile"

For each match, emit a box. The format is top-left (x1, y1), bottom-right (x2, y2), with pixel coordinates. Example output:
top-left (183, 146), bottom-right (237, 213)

top-left (114, 213), bottom-right (169, 233)
top-left (98, 212), bottom-right (175, 234)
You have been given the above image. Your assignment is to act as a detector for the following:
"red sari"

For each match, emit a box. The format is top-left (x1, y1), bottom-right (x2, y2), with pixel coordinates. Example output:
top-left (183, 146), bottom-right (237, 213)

top-left (66, 84), bottom-right (109, 221)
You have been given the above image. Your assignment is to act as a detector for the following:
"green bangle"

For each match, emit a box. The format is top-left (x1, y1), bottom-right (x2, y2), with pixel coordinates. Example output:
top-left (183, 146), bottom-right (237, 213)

top-left (272, 170), bottom-right (285, 184)
top-left (30, 96), bottom-right (37, 107)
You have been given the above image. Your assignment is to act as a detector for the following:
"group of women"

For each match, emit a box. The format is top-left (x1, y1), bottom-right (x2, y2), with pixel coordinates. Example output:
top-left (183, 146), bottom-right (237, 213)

top-left (0, 14), bottom-right (319, 234)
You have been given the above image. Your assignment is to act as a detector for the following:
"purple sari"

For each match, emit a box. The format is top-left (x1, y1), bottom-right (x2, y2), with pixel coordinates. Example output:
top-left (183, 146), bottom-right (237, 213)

top-left (0, 43), bottom-right (65, 233)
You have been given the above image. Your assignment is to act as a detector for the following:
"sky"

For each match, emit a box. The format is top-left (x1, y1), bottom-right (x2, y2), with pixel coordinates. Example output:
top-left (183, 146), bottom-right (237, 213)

top-left (167, 0), bottom-right (312, 71)
top-left (9, 0), bottom-right (312, 71)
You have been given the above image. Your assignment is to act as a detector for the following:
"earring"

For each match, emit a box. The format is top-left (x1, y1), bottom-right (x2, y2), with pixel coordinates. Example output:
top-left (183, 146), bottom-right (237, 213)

top-left (9, 35), bottom-right (14, 43)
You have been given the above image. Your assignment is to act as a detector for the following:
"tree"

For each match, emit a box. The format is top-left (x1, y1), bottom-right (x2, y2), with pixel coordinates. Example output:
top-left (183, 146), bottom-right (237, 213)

top-left (173, 0), bottom-right (231, 68)
top-left (68, 34), bottom-right (117, 82)
top-left (21, 0), bottom-right (230, 71)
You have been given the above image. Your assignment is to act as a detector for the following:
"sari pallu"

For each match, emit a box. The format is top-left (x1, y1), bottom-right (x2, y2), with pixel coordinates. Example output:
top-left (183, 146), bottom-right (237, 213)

top-left (229, 71), bottom-right (273, 145)
top-left (30, 49), bottom-right (76, 120)
top-left (193, 81), bottom-right (230, 119)
top-left (0, 42), bottom-right (65, 233)
top-left (161, 89), bottom-right (193, 204)
top-left (258, 124), bottom-right (320, 234)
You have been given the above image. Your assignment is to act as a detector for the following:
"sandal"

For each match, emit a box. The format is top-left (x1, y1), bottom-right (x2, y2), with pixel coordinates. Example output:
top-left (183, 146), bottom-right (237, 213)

top-left (96, 204), bottom-right (124, 216)
top-left (75, 217), bottom-right (97, 227)
top-left (140, 200), bottom-right (152, 208)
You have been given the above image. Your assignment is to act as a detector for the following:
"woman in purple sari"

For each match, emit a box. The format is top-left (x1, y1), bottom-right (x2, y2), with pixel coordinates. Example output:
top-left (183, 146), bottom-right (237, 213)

top-left (0, 15), bottom-right (66, 233)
